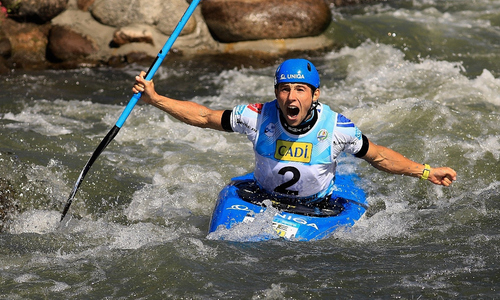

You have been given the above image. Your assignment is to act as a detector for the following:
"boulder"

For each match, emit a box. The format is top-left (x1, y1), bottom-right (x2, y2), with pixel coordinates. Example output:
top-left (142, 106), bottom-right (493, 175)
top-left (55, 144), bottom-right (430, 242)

top-left (0, 26), bottom-right (11, 58)
top-left (0, 32), bottom-right (11, 72)
top-left (201, 0), bottom-right (332, 43)
top-left (50, 8), bottom-right (213, 63)
top-left (330, 0), bottom-right (382, 6)
top-left (2, 0), bottom-right (68, 24)
top-left (0, 0), bottom-right (391, 71)
top-left (47, 24), bottom-right (98, 61)
top-left (90, 0), bottom-right (196, 36)
top-left (111, 24), bottom-right (154, 47)
top-left (1, 18), bottom-right (50, 69)
top-left (0, 57), bottom-right (9, 74)
top-left (77, 0), bottom-right (96, 11)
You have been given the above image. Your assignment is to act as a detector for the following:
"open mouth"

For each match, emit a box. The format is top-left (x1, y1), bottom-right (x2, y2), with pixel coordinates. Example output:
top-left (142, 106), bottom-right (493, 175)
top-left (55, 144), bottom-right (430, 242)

top-left (287, 106), bottom-right (300, 118)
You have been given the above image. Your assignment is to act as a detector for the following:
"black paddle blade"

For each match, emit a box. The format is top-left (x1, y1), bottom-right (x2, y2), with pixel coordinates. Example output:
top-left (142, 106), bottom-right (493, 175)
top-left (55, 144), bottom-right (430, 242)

top-left (60, 125), bottom-right (121, 222)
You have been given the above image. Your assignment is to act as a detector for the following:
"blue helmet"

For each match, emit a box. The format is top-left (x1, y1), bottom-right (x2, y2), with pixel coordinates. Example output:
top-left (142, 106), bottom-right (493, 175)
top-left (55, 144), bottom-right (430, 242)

top-left (274, 58), bottom-right (320, 89)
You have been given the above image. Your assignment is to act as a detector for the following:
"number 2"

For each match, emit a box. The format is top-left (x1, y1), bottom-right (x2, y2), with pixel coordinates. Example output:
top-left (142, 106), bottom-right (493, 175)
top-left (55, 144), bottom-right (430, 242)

top-left (274, 166), bottom-right (300, 195)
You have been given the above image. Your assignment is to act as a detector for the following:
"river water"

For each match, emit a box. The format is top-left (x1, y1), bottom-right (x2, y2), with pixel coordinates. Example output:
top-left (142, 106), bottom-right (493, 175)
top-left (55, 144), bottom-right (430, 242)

top-left (1, 0), bottom-right (500, 298)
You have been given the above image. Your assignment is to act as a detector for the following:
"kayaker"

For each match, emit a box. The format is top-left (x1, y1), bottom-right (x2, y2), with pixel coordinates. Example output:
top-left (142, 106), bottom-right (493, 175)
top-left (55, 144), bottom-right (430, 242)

top-left (132, 58), bottom-right (457, 204)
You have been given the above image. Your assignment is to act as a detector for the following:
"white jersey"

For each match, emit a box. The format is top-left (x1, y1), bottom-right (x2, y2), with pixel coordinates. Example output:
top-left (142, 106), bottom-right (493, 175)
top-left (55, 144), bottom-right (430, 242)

top-left (229, 100), bottom-right (364, 200)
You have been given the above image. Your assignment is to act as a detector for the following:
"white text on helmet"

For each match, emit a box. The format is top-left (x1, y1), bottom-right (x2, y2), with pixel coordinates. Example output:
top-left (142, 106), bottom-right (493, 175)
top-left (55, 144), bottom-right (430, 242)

top-left (280, 74), bottom-right (305, 80)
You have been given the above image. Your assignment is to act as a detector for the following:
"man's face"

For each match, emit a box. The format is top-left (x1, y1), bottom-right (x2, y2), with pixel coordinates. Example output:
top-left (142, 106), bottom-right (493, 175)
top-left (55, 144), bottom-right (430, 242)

top-left (275, 83), bottom-right (320, 127)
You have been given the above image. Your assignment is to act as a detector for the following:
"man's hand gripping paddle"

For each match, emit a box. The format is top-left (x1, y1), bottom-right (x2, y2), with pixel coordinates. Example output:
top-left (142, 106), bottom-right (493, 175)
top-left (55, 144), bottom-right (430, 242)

top-left (60, 0), bottom-right (202, 222)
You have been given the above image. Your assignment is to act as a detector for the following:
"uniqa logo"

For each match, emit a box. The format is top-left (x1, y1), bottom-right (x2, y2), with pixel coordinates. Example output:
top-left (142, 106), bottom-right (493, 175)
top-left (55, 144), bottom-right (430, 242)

top-left (275, 213), bottom-right (319, 230)
top-left (228, 204), bottom-right (251, 211)
top-left (280, 73), bottom-right (305, 80)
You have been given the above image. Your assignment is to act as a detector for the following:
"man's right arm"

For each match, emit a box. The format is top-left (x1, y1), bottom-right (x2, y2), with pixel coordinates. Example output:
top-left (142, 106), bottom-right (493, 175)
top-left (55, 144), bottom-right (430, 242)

top-left (133, 71), bottom-right (226, 131)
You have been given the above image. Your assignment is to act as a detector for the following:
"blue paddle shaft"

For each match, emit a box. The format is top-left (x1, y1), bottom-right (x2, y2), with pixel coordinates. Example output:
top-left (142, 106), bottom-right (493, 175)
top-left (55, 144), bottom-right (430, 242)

top-left (115, 0), bottom-right (202, 128)
top-left (60, 0), bottom-right (202, 221)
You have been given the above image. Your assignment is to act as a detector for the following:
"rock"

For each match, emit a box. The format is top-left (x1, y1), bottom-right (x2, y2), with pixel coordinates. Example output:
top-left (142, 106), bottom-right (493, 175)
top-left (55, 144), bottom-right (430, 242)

top-left (107, 51), bottom-right (152, 67)
top-left (112, 24), bottom-right (154, 47)
top-left (0, 57), bottom-right (9, 74)
top-left (51, 9), bottom-right (116, 63)
top-left (330, 0), bottom-right (383, 6)
top-left (0, 38), bottom-right (11, 58)
top-left (201, 0), bottom-right (332, 43)
top-left (0, 0), bottom-right (389, 71)
top-left (47, 24), bottom-right (98, 61)
top-left (0, 27), bottom-right (11, 58)
top-left (90, 0), bottom-right (196, 36)
top-left (77, 0), bottom-right (96, 11)
top-left (217, 34), bottom-right (335, 58)
top-left (1, 18), bottom-right (50, 69)
top-left (2, 0), bottom-right (68, 24)
top-left (51, 7), bottom-right (216, 63)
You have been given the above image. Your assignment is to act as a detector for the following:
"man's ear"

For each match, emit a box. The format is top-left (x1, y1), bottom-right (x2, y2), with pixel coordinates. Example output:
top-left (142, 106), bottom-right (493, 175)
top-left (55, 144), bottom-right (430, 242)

top-left (313, 88), bottom-right (320, 101)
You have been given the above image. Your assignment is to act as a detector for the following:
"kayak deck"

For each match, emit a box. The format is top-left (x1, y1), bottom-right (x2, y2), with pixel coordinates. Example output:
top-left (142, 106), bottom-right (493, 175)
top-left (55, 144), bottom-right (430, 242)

top-left (209, 173), bottom-right (368, 241)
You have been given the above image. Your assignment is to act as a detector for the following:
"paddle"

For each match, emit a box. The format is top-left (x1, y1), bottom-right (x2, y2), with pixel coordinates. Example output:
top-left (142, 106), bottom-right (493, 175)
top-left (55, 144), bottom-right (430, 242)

top-left (60, 0), bottom-right (202, 222)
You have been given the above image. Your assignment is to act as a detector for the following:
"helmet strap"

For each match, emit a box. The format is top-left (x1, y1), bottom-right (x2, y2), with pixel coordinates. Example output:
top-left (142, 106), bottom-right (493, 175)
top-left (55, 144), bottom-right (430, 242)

top-left (309, 100), bottom-right (319, 115)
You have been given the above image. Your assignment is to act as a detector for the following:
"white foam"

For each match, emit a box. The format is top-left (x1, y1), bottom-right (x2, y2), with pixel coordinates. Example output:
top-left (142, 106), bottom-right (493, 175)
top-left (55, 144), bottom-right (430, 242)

top-left (14, 273), bottom-right (38, 283)
top-left (60, 217), bottom-right (185, 250)
top-left (471, 69), bottom-right (500, 106)
top-left (49, 281), bottom-right (71, 292)
top-left (175, 237), bottom-right (219, 261)
top-left (7, 207), bottom-right (190, 251)
top-left (9, 210), bottom-right (60, 234)
top-left (124, 183), bottom-right (193, 222)
top-left (4, 111), bottom-right (72, 136)
top-left (2, 100), bottom-right (96, 136)
top-left (108, 222), bottom-right (179, 250)
top-left (324, 42), bottom-right (466, 105)
top-left (334, 200), bottom-right (416, 242)
top-left (206, 200), bottom-right (280, 242)
top-left (209, 68), bottom-right (274, 104)
top-left (252, 283), bottom-right (288, 300)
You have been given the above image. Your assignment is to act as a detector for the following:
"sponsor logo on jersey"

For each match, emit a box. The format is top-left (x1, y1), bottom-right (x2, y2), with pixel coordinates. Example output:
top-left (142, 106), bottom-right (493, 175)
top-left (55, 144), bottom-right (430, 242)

top-left (247, 103), bottom-right (263, 114)
top-left (274, 140), bottom-right (312, 163)
top-left (235, 105), bottom-right (246, 115)
top-left (355, 128), bottom-right (362, 140)
top-left (236, 119), bottom-right (257, 132)
top-left (264, 123), bottom-right (276, 137)
top-left (317, 129), bottom-right (328, 141)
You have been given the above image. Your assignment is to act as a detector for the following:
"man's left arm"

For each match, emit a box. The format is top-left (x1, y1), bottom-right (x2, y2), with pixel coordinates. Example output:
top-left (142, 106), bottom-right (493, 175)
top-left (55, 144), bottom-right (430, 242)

top-left (361, 138), bottom-right (457, 186)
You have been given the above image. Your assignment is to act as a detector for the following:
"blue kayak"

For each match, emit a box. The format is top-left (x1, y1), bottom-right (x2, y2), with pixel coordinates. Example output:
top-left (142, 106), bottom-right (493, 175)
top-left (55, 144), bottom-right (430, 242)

top-left (208, 173), bottom-right (368, 241)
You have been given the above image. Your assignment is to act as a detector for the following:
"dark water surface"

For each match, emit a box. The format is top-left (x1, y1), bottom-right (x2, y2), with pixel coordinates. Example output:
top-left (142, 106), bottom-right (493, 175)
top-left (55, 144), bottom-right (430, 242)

top-left (1, 0), bottom-right (500, 298)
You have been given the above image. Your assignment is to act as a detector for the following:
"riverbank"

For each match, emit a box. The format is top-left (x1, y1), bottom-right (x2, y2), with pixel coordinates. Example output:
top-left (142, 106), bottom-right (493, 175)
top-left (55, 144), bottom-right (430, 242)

top-left (0, 0), bottom-right (385, 73)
